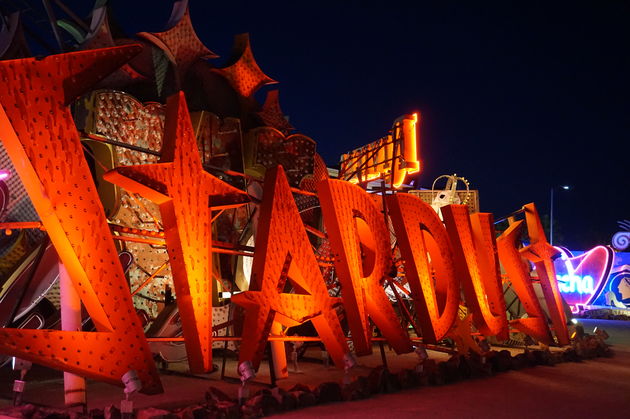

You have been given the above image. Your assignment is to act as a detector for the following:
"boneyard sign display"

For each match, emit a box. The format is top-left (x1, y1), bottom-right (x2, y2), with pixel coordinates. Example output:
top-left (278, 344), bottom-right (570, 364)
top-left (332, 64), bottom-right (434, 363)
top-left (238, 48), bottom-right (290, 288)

top-left (0, 3), bottom-right (569, 396)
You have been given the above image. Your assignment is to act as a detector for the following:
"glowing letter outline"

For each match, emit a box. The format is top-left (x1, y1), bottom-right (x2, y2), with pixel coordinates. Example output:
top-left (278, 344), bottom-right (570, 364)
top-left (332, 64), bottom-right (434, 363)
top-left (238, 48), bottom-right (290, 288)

top-left (0, 46), bottom-right (162, 393)
top-left (496, 220), bottom-right (554, 344)
top-left (521, 203), bottom-right (569, 345)
top-left (442, 205), bottom-right (508, 339)
top-left (385, 193), bottom-right (459, 343)
top-left (232, 166), bottom-right (350, 369)
top-left (318, 179), bottom-right (412, 355)
top-left (104, 92), bottom-right (248, 373)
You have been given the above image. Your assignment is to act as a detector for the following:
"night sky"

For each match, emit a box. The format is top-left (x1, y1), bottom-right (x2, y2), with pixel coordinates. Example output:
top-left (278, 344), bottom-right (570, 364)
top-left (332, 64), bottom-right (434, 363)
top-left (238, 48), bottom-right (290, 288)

top-left (8, 0), bottom-right (630, 249)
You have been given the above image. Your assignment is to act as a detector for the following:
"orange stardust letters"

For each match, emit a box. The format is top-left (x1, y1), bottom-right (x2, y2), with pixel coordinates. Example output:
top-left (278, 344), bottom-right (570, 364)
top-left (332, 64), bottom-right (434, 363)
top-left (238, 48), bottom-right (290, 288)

top-left (496, 220), bottom-right (554, 344)
top-left (442, 205), bottom-right (508, 339)
top-left (0, 46), bottom-right (162, 393)
top-left (318, 179), bottom-right (412, 356)
top-left (232, 166), bottom-right (349, 370)
top-left (520, 203), bottom-right (570, 345)
top-left (385, 193), bottom-right (459, 343)
top-left (104, 92), bottom-right (248, 373)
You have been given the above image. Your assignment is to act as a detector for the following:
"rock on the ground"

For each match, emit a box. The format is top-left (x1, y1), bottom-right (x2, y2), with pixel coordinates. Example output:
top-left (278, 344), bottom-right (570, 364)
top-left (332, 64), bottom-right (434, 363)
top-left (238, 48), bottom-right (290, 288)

top-left (488, 350), bottom-right (513, 372)
top-left (244, 391), bottom-right (280, 417)
top-left (288, 383), bottom-right (311, 393)
top-left (367, 366), bottom-right (401, 394)
top-left (271, 387), bottom-right (298, 411)
top-left (316, 381), bottom-right (343, 403)
top-left (210, 401), bottom-right (239, 419)
top-left (291, 390), bottom-right (317, 408)
top-left (562, 347), bottom-right (581, 362)
top-left (104, 405), bottom-right (121, 419)
top-left (397, 369), bottom-right (418, 389)
top-left (136, 407), bottom-right (173, 419)
top-left (89, 408), bottom-right (105, 419)
top-left (205, 386), bottom-right (234, 404)
top-left (342, 376), bottom-right (371, 401)
top-left (175, 405), bottom-right (212, 419)
top-left (467, 352), bottom-right (493, 378)
top-left (512, 353), bottom-right (528, 369)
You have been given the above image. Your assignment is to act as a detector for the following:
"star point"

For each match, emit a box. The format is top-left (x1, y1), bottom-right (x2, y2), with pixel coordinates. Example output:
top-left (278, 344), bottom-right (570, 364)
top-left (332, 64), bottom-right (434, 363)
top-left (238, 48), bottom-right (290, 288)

top-left (137, 1), bottom-right (217, 78)
top-left (256, 90), bottom-right (294, 134)
top-left (448, 313), bottom-right (483, 355)
top-left (105, 91), bottom-right (247, 372)
top-left (212, 33), bottom-right (277, 98)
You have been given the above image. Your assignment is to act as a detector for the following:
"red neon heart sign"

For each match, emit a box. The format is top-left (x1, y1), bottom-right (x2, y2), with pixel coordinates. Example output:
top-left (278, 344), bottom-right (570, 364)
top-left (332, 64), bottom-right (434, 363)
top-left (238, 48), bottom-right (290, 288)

top-left (553, 246), bottom-right (614, 312)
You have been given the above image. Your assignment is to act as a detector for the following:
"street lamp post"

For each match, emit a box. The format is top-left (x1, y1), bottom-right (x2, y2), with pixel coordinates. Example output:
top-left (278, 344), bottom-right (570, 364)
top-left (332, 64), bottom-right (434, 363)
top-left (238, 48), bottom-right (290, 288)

top-left (550, 185), bottom-right (570, 245)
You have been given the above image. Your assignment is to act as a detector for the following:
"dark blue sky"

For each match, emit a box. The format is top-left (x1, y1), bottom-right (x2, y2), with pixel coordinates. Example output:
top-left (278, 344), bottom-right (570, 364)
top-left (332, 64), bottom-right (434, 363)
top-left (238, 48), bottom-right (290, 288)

top-left (9, 0), bottom-right (630, 249)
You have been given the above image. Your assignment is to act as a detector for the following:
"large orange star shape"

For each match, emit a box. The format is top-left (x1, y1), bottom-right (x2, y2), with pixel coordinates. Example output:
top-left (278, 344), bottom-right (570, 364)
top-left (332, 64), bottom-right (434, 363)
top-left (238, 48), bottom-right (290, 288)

top-left (138, 1), bottom-right (217, 79)
top-left (104, 91), bottom-right (247, 373)
top-left (256, 90), bottom-right (294, 134)
top-left (212, 33), bottom-right (277, 98)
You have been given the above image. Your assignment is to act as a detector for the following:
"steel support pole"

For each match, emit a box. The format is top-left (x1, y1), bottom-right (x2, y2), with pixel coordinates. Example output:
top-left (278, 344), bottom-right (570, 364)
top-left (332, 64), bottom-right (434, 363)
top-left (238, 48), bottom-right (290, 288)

top-left (269, 321), bottom-right (289, 379)
top-left (59, 263), bottom-right (86, 410)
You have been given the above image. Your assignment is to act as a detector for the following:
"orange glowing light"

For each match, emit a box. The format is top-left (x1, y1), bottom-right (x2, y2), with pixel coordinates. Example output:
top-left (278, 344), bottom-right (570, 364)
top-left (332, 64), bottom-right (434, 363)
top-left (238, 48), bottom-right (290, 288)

top-left (442, 205), bottom-right (509, 339)
top-left (520, 203), bottom-right (570, 345)
top-left (0, 46), bottom-right (162, 394)
top-left (104, 92), bottom-right (248, 373)
top-left (232, 166), bottom-right (349, 370)
top-left (340, 113), bottom-right (421, 189)
top-left (496, 219), bottom-right (554, 344)
top-left (212, 33), bottom-right (277, 98)
top-left (386, 194), bottom-right (460, 343)
top-left (318, 179), bottom-right (413, 355)
top-left (391, 112), bottom-right (421, 188)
